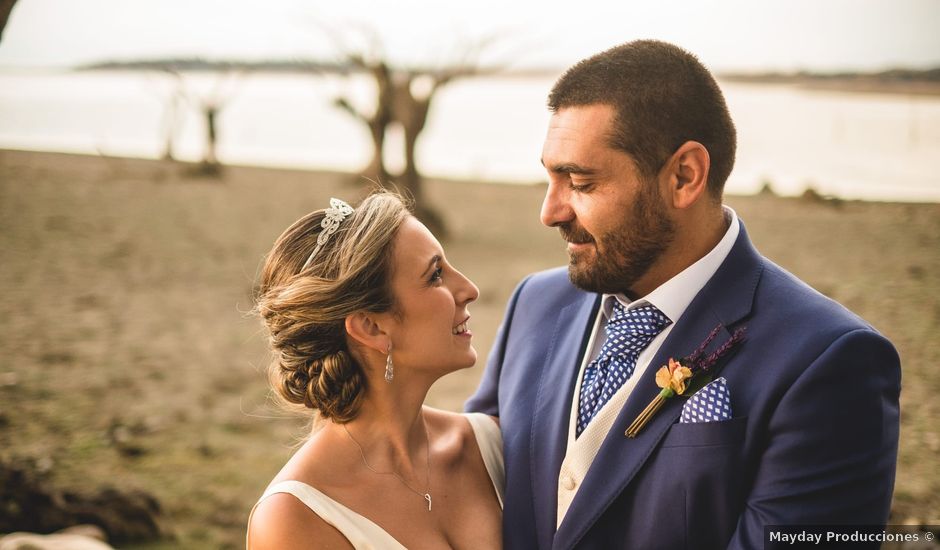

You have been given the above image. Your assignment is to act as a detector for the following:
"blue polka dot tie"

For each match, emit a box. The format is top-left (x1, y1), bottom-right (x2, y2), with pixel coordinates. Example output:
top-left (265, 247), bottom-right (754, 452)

top-left (577, 302), bottom-right (671, 436)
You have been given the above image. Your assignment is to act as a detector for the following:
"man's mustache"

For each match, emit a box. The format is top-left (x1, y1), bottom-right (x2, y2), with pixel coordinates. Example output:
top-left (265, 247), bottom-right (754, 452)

top-left (559, 224), bottom-right (594, 245)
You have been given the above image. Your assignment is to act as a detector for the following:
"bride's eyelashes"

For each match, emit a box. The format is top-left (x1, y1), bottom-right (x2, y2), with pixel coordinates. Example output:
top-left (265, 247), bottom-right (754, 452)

top-left (430, 267), bottom-right (444, 285)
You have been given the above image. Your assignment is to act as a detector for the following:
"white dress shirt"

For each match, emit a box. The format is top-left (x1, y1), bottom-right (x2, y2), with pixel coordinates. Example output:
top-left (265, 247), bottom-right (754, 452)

top-left (556, 207), bottom-right (740, 526)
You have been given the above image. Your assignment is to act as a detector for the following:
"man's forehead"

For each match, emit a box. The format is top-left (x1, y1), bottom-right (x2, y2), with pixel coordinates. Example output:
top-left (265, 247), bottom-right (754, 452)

top-left (543, 107), bottom-right (619, 159)
top-left (550, 103), bottom-right (616, 126)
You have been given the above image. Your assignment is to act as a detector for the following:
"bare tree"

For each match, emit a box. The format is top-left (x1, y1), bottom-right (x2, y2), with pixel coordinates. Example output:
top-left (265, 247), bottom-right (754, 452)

top-left (333, 56), bottom-right (394, 184)
top-left (144, 70), bottom-right (186, 162)
top-left (0, 0), bottom-right (19, 42)
top-left (396, 70), bottom-right (472, 192)
top-left (142, 68), bottom-right (238, 173)
top-left (182, 72), bottom-right (241, 175)
top-left (200, 100), bottom-right (222, 169)
top-left (161, 86), bottom-right (184, 161)
top-left (329, 30), bottom-right (492, 236)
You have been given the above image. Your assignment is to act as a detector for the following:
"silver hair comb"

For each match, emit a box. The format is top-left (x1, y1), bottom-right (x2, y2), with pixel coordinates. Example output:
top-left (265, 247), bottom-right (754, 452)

top-left (301, 198), bottom-right (354, 271)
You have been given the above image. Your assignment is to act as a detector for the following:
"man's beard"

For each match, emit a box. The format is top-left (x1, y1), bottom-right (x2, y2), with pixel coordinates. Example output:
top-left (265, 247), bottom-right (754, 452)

top-left (560, 183), bottom-right (675, 296)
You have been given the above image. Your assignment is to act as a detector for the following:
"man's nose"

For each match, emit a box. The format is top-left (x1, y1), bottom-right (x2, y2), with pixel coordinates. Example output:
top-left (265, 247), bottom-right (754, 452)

top-left (540, 182), bottom-right (574, 227)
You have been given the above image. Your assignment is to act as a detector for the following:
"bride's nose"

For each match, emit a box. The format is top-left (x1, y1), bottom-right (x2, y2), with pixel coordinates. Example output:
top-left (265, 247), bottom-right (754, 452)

top-left (452, 268), bottom-right (479, 305)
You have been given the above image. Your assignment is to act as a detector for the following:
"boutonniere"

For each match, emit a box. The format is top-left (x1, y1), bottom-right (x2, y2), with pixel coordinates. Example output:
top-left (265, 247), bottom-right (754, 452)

top-left (625, 325), bottom-right (746, 438)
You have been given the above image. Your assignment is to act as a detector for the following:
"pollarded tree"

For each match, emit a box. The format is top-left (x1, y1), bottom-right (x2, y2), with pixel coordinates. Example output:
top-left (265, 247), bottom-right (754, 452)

top-left (181, 71), bottom-right (241, 175)
top-left (144, 67), bottom-right (240, 175)
top-left (389, 68), bottom-right (470, 234)
top-left (328, 28), bottom-right (495, 236)
top-left (333, 56), bottom-right (394, 185)
top-left (0, 0), bottom-right (19, 42)
top-left (144, 69), bottom-right (186, 162)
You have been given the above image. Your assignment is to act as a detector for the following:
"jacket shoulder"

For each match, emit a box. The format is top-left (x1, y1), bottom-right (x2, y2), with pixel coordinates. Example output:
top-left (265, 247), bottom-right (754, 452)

top-left (758, 259), bottom-right (878, 336)
top-left (513, 266), bottom-right (592, 310)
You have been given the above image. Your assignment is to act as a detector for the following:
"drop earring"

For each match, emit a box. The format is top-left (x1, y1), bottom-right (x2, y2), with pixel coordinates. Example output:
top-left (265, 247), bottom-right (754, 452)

top-left (384, 344), bottom-right (394, 383)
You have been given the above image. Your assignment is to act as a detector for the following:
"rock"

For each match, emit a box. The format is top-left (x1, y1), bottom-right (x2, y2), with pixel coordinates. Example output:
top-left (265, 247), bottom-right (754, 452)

top-left (66, 487), bottom-right (164, 542)
top-left (0, 458), bottom-right (166, 545)
top-left (758, 180), bottom-right (777, 196)
top-left (35, 456), bottom-right (54, 475)
top-left (0, 372), bottom-right (17, 388)
top-left (58, 525), bottom-right (108, 541)
top-left (0, 527), bottom-right (114, 550)
top-left (800, 186), bottom-right (844, 207)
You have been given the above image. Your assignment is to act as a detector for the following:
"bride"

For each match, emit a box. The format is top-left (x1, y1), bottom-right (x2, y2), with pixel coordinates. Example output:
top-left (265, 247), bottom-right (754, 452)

top-left (247, 192), bottom-right (503, 549)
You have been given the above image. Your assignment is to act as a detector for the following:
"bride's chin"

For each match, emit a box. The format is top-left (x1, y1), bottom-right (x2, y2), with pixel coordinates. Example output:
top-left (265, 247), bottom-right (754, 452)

top-left (454, 352), bottom-right (478, 371)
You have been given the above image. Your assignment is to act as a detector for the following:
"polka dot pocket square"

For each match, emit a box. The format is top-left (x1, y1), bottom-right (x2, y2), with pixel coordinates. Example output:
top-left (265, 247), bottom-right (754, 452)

top-left (679, 377), bottom-right (732, 423)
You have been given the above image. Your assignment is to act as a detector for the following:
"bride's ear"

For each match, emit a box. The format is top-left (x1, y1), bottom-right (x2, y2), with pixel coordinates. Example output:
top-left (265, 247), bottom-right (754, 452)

top-left (345, 312), bottom-right (390, 354)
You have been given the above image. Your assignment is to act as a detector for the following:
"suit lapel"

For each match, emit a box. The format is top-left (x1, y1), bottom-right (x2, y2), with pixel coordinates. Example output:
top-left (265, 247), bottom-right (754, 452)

top-left (552, 223), bottom-right (764, 549)
top-left (529, 291), bottom-right (600, 549)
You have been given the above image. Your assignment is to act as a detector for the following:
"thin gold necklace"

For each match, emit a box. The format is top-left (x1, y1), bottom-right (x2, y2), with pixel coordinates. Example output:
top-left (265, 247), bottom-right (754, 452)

top-left (343, 418), bottom-right (433, 512)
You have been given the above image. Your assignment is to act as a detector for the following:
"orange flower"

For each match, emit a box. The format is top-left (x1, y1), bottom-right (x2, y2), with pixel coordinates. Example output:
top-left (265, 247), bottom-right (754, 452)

top-left (655, 365), bottom-right (673, 389)
top-left (655, 358), bottom-right (693, 395)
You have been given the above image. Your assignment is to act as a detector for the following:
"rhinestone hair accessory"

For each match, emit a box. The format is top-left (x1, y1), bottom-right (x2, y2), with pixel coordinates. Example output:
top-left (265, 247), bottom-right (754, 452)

top-left (301, 198), bottom-right (354, 271)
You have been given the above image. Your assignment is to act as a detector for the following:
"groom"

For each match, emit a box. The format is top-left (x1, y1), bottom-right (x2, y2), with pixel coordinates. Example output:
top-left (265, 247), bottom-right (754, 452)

top-left (466, 40), bottom-right (900, 549)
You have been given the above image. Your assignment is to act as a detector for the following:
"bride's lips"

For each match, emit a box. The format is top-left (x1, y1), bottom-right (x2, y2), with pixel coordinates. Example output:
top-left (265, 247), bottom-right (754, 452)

top-left (453, 316), bottom-right (472, 338)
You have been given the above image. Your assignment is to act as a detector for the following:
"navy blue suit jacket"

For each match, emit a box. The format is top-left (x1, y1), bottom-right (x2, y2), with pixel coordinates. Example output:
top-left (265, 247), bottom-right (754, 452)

top-left (466, 223), bottom-right (900, 549)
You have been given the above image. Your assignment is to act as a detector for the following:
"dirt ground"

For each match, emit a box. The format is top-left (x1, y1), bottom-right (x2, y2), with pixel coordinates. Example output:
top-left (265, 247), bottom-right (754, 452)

top-left (1, 149), bottom-right (937, 548)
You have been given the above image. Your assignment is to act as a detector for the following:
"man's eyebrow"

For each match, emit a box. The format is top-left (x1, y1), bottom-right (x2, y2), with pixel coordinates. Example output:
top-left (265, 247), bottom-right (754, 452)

top-left (421, 255), bottom-right (442, 277)
top-left (540, 160), bottom-right (597, 176)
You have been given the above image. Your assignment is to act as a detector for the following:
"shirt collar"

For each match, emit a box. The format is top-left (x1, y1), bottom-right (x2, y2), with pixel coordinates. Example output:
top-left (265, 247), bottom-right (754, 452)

top-left (601, 206), bottom-right (740, 323)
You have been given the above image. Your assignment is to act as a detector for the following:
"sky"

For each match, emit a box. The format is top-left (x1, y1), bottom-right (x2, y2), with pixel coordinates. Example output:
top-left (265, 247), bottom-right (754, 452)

top-left (1, 0), bottom-right (939, 72)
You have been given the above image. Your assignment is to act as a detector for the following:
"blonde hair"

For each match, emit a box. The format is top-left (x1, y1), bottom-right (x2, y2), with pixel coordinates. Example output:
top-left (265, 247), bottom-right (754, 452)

top-left (255, 192), bottom-right (411, 422)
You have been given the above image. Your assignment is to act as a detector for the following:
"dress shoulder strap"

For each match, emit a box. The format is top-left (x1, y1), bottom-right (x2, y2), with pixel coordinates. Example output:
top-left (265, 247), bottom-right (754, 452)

top-left (247, 480), bottom-right (408, 550)
top-left (463, 412), bottom-right (505, 508)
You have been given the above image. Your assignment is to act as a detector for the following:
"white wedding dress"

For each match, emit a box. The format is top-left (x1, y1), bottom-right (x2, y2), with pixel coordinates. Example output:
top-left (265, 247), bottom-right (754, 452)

top-left (248, 413), bottom-right (504, 550)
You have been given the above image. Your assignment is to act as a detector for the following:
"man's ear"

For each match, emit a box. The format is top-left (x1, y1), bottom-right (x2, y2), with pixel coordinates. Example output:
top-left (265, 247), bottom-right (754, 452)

top-left (344, 312), bottom-right (390, 354)
top-left (664, 141), bottom-right (711, 210)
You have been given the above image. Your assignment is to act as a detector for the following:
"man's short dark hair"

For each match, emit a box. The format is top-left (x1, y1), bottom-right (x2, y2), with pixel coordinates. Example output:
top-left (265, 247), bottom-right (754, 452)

top-left (548, 40), bottom-right (736, 198)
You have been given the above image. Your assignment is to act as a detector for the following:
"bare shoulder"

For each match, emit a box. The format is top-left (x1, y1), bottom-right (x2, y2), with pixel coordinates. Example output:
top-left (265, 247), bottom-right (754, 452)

top-left (424, 407), bottom-right (470, 437)
top-left (422, 407), bottom-right (497, 462)
top-left (248, 492), bottom-right (353, 550)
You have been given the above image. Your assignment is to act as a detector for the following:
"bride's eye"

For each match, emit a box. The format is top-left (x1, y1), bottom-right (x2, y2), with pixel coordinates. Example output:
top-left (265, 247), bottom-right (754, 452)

top-left (429, 267), bottom-right (443, 285)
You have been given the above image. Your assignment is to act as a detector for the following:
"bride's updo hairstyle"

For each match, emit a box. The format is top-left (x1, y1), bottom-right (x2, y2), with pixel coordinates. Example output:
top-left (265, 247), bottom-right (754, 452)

top-left (255, 192), bottom-right (410, 423)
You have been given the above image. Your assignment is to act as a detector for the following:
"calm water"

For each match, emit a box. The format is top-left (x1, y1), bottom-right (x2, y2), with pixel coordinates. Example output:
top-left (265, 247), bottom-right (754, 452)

top-left (1, 70), bottom-right (938, 202)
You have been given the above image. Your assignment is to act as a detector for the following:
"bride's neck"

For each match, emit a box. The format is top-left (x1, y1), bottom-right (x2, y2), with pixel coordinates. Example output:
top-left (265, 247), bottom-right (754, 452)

top-left (336, 380), bottom-right (433, 469)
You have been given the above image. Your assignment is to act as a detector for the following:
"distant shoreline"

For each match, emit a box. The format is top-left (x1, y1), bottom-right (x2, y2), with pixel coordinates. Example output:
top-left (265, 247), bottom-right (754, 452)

top-left (4, 62), bottom-right (940, 96)
top-left (719, 72), bottom-right (940, 96)
top-left (68, 58), bottom-right (940, 97)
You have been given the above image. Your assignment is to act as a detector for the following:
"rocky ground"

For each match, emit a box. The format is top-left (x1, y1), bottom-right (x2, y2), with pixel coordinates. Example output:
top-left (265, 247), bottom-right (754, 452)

top-left (1, 149), bottom-right (937, 548)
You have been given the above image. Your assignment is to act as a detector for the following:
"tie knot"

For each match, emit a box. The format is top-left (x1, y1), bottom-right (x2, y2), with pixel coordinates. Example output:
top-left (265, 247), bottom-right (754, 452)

top-left (607, 302), bottom-right (671, 339)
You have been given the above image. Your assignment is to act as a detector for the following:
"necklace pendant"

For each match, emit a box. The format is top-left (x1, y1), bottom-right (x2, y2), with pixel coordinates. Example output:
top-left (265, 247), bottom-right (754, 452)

top-left (424, 493), bottom-right (432, 512)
